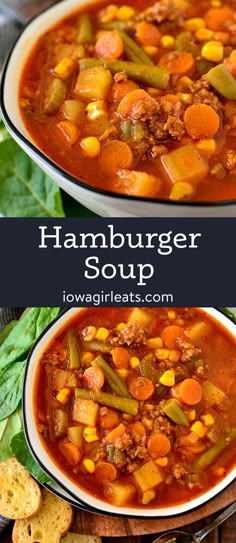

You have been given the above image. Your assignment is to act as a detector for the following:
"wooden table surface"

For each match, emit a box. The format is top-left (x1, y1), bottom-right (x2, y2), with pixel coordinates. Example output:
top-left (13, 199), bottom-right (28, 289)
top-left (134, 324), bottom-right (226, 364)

top-left (1, 510), bottom-right (236, 542)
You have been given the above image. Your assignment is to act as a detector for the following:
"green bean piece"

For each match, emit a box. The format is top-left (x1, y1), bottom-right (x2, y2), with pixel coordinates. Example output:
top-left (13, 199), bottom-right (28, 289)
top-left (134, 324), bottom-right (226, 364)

top-left (140, 353), bottom-right (161, 384)
top-left (92, 355), bottom-right (131, 398)
top-left (43, 78), bottom-right (67, 115)
top-left (193, 429), bottom-right (236, 470)
top-left (121, 119), bottom-right (132, 141)
top-left (77, 14), bottom-right (93, 44)
top-left (75, 388), bottom-right (139, 415)
top-left (82, 339), bottom-right (112, 353)
top-left (79, 59), bottom-right (170, 89)
top-left (206, 64), bottom-right (236, 100)
top-left (196, 59), bottom-right (214, 76)
top-left (131, 121), bottom-right (147, 142)
top-left (67, 329), bottom-right (80, 369)
top-left (175, 31), bottom-right (192, 53)
top-left (101, 21), bottom-right (135, 32)
top-left (118, 30), bottom-right (154, 66)
top-left (163, 399), bottom-right (189, 425)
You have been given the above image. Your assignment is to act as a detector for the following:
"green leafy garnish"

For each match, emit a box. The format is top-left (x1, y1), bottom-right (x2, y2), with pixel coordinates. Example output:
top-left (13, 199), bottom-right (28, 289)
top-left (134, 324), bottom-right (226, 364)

top-left (0, 410), bottom-right (22, 461)
top-left (0, 320), bottom-right (17, 346)
top-left (0, 361), bottom-right (26, 420)
top-left (219, 307), bottom-right (236, 322)
top-left (0, 138), bottom-right (65, 217)
top-left (0, 307), bottom-right (60, 371)
top-left (11, 431), bottom-right (51, 483)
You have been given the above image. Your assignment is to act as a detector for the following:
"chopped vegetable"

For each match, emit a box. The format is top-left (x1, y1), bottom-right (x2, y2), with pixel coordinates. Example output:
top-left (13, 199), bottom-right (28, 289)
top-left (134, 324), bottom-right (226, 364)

top-left (77, 13), bottom-right (93, 44)
top-left (118, 30), bottom-right (154, 65)
top-left (161, 144), bottom-right (209, 185)
top-left (95, 461), bottom-right (117, 482)
top-left (159, 51), bottom-right (195, 76)
top-left (184, 104), bottom-right (220, 140)
top-left (179, 379), bottom-right (203, 405)
top-left (104, 480), bottom-right (136, 506)
top-left (43, 78), bottom-right (67, 115)
top-left (75, 388), bottom-right (139, 416)
top-left (206, 64), bottom-right (236, 100)
top-left (163, 399), bottom-right (189, 425)
top-left (202, 380), bottom-right (226, 407)
top-left (67, 329), bottom-right (80, 369)
top-left (72, 397), bottom-right (99, 426)
top-left (79, 59), bottom-right (169, 89)
top-left (193, 429), bottom-right (236, 470)
top-left (83, 366), bottom-right (104, 390)
top-left (147, 433), bottom-right (171, 458)
top-left (99, 140), bottom-right (133, 173)
top-left (133, 460), bottom-right (164, 491)
top-left (92, 354), bottom-right (131, 397)
top-left (136, 21), bottom-right (161, 47)
top-left (74, 66), bottom-right (113, 100)
top-left (129, 377), bottom-right (154, 400)
top-left (59, 440), bottom-right (81, 465)
top-left (95, 31), bottom-right (124, 59)
top-left (161, 325), bottom-right (184, 349)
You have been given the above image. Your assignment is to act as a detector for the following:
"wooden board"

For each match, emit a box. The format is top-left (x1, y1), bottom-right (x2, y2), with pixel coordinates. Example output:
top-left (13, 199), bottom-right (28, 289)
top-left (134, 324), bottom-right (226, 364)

top-left (73, 482), bottom-right (236, 536)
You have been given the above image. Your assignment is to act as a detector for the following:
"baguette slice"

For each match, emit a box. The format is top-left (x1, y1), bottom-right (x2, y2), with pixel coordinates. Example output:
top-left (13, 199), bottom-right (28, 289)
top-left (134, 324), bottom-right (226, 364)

top-left (0, 458), bottom-right (41, 519)
top-left (13, 488), bottom-right (73, 543)
top-left (62, 535), bottom-right (102, 543)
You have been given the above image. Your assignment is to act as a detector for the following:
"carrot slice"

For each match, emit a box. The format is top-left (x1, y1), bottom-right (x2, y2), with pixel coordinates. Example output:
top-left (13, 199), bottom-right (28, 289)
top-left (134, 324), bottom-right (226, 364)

top-left (96, 462), bottom-right (117, 483)
top-left (161, 325), bottom-right (185, 349)
top-left (148, 433), bottom-right (171, 458)
top-left (83, 366), bottom-right (104, 390)
top-left (56, 120), bottom-right (80, 146)
top-left (99, 140), bottom-right (133, 173)
top-left (129, 377), bottom-right (154, 400)
top-left (95, 31), bottom-right (124, 59)
top-left (117, 89), bottom-right (150, 117)
top-left (59, 441), bottom-right (81, 465)
top-left (110, 79), bottom-right (139, 103)
top-left (159, 51), bottom-right (195, 76)
top-left (136, 21), bottom-right (161, 46)
top-left (99, 408), bottom-right (121, 430)
top-left (204, 7), bottom-right (233, 31)
top-left (105, 423), bottom-right (126, 444)
top-left (184, 104), bottom-right (220, 140)
top-left (179, 378), bottom-right (203, 405)
top-left (128, 421), bottom-right (146, 437)
top-left (112, 347), bottom-right (130, 369)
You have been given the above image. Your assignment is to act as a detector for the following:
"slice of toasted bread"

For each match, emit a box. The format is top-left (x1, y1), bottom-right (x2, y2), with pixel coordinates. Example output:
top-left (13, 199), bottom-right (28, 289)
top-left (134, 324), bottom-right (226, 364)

top-left (0, 458), bottom-right (42, 519)
top-left (12, 488), bottom-right (73, 543)
top-left (62, 535), bottom-right (102, 543)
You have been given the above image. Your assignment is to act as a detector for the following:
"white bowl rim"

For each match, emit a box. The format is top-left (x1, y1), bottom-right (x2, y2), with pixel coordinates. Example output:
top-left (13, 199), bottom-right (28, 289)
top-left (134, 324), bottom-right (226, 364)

top-left (0, 0), bottom-right (236, 209)
top-left (23, 307), bottom-right (236, 518)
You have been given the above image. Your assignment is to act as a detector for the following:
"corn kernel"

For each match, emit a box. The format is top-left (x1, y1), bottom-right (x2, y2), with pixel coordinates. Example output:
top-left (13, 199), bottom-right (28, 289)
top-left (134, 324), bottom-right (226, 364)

top-left (143, 46), bottom-right (159, 57)
top-left (169, 182), bottom-right (194, 201)
top-left (81, 351), bottom-right (95, 366)
top-left (122, 413), bottom-right (133, 421)
top-left (56, 388), bottom-right (71, 405)
top-left (195, 28), bottom-right (214, 41)
top-left (82, 458), bottom-right (95, 473)
top-left (146, 87), bottom-right (163, 96)
top-left (84, 427), bottom-right (99, 442)
top-left (95, 327), bottom-right (110, 341)
top-left (184, 18), bottom-right (205, 31)
top-left (130, 356), bottom-right (140, 369)
top-left (196, 139), bottom-right (216, 155)
top-left (141, 489), bottom-right (156, 504)
top-left (100, 4), bottom-right (119, 23)
top-left (86, 100), bottom-right (107, 120)
top-left (116, 322), bottom-right (126, 331)
top-left (200, 413), bottom-right (215, 426)
top-left (117, 6), bottom-right (135, 20)
top-left (155, 348), bottom-right (170, 360)
top-left (175, 318), bottom-right (184, 326)
top-left (201, 41), bottom-right (223, 62)
top-left (161, 35), bottom-right (175, 49)
top-left (169, 350), bottom-right (181, 363)
top-left (146, 337), bottom-right (163, 349)
top-left (177, 92), bottom-right (192, 104)
top-left (156, 457), bottom-right (168, 467)
top-left (159, 370), bottom-right (175, 387)
top-left (145, 404), bottom-right (154, 411)
top-left (80, 137), bottom-right (101, 158)
top-left (176, 76), bottom-right (193, 91)
top-left (143, 417), bottom-right (153, 430)
top-left (211, 0), bottom-right (221, 6)
top-left (186, 409), bottom-right (196, 422)
top-left (214, 31), bottom-right (230, 45)
top-left (72, 44), bottom-right (85, 59)
top-left (116, 369), bottom-right (129, 379)
top-left (83, 326), bottom-right (97, 341)
top-left (191, 421), bottom-right (207, 438)
top-left (168, 310), bottom-right (176, 320)
top-left (53, 57), bottom-right (76, 80)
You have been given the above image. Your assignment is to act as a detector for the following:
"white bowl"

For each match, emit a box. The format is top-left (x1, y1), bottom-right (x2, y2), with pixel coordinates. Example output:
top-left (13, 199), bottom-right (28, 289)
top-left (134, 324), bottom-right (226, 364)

top-left (23, 307), bottom-right (236, 518)
top-left (1, 0), bottom-right (236, 217)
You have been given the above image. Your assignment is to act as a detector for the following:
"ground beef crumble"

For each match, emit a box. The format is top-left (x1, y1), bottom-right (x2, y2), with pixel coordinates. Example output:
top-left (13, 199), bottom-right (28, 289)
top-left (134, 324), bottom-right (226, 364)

top-left (110, 320), bottom-right (148, 346)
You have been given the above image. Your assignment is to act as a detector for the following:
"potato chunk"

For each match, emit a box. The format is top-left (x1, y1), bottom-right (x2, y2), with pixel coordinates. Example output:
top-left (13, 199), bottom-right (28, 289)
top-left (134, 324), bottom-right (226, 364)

top-left (133, 460), bottom-right (164, 492)
top-left (74, 66), bottom-right (113, 100)
top-left (128, 308), bottom-right (153, 328)
top-left (161, 143), bottom-right (209, 185)
top-left (72, 398), bottom-right (99, 426)
top-left (104, 480), bottom-right (136, 506)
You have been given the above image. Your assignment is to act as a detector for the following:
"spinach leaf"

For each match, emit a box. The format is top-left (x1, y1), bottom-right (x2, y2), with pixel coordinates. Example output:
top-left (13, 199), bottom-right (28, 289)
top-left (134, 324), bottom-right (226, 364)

top-left (0, 361), bottom-right (26, 420)
top-left (219, 307), bottom-right (236, 322)
top-left (11, 431), bottom-right (51, 484)
top-left (0, 410), bottom-right (22, 461)
top-left (0, 307), bottom-right (60, 371)
top-left (0, 320), bottom-right (17, 346)
top-left (0, 138), bottom-right (65, 217)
